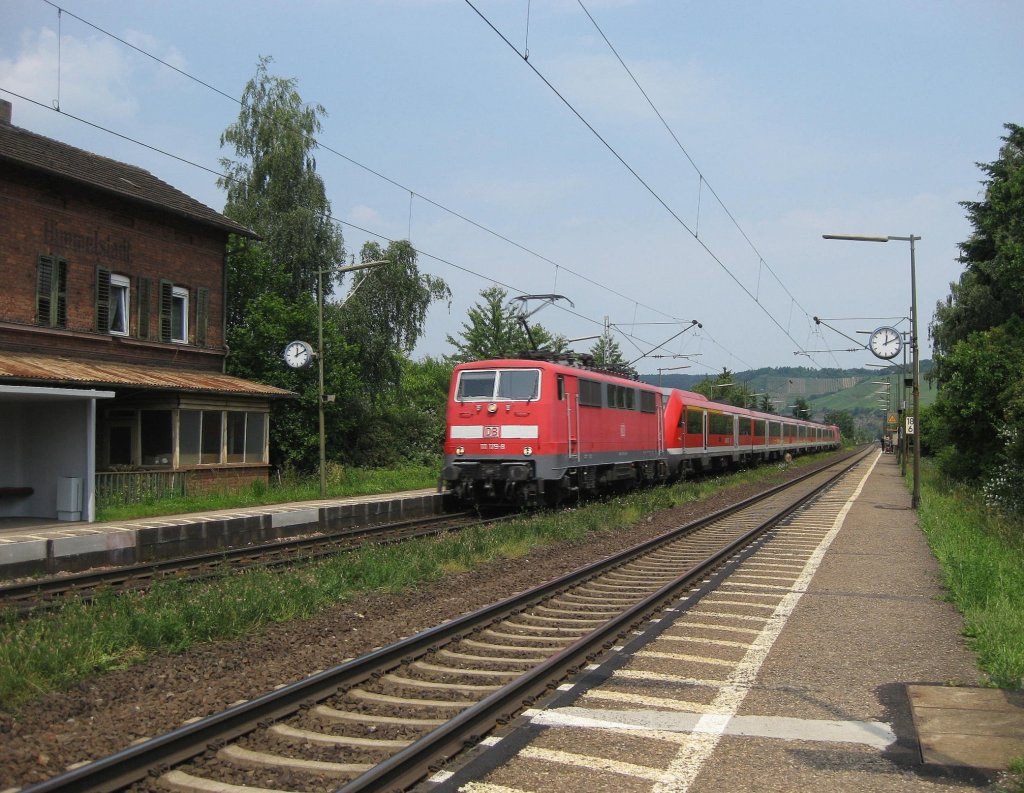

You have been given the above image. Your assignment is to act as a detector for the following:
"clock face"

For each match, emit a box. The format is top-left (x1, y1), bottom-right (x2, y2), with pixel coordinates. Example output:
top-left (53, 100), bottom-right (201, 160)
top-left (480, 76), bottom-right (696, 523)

top-left (283, 340), bottom-right (313, 368)
top-left (869, 327), bottom-right (902, 360)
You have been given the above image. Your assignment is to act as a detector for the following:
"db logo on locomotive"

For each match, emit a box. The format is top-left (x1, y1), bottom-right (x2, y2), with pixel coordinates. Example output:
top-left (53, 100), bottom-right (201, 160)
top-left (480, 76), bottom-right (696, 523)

top-left (483, 426), bottom-right (500, 438)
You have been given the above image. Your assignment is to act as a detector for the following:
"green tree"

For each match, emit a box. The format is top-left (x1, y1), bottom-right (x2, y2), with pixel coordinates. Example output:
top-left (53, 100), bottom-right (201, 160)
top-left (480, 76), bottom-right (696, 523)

top-left (219, 56), bottom-right (344, 303)
top-left (342, 241), bottom-right (451, 399)
top-left (929, 123), bottom-right (1024, 518)
top-left (346, 356), bottom-right (454, 467)
top-left (823, 409), bottom-right (854, 441)
top-left (790, 396), bottom-right (811, 419)
top-left (932, 123), bottom-right (1024, 359)
top-left (694, 369), bottom-right (753, 408)
top-left (446, 286), bottom-right (566, 362)
top-left (218, 59), bottom-right (453, 474)
top-left (930, 318), bottom-right (1024, 480)
top-left (218, 57), bottom-right (345, 471)
top-left (590, 326), bottom-right (627, 368)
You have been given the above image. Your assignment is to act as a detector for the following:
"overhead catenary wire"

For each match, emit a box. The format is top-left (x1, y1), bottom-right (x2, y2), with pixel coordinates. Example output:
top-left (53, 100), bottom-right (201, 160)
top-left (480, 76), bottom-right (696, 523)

top-left (1, 86), bottom-right (701, 370)
top-left (463, 0), bottom-right (823, 366)
top-left (8, 0), bottom-right (748, 372)
top-left (30, 0), bottom-right (679, 329)
top-left (577, 0), bottom-right (810, 319)
top-left (10, 2), bottom-right (706, 363)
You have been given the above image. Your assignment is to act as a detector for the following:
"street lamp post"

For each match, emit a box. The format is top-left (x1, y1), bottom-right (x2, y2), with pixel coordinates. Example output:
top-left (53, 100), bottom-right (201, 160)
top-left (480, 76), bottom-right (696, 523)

top-left (316, 259), bottom-right (388, 498)
top-left (823, 233), bottom-right (921, 507)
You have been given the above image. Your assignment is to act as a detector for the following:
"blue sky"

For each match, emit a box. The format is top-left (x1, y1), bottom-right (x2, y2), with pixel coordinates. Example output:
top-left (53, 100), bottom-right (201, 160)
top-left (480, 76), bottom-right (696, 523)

top-left (3, 0), bottom-right (1021, 378)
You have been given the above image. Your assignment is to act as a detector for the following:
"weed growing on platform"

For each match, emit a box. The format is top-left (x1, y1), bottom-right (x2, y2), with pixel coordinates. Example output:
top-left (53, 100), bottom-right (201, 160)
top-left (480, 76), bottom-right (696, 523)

top-left (918, 462), bottom-right (1024, 690)
top-left (1, 456), bottom-right (825, 709)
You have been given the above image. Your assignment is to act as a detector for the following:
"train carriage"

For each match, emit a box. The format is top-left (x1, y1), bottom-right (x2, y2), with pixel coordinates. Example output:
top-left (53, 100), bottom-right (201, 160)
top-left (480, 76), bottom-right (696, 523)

top-left (442, 356), bottom-right (841, 508)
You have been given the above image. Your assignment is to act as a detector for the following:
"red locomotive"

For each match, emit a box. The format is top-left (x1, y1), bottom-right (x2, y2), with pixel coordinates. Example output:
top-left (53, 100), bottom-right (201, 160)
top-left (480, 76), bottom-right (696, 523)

top-left (441, 356), bottom-right (841, 507)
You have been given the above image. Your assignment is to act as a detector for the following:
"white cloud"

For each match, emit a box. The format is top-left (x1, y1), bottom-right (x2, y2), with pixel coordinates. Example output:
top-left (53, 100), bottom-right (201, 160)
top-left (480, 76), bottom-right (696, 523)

top-left (347, 204), bottom-right (382, 227)
top-left (0, 27), bottom-right (138, 121)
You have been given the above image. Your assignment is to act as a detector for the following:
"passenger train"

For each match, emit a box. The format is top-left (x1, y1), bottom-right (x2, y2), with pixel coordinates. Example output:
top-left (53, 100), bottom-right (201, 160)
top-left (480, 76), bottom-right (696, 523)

top-left (441, 356), bottom-right (841, 507)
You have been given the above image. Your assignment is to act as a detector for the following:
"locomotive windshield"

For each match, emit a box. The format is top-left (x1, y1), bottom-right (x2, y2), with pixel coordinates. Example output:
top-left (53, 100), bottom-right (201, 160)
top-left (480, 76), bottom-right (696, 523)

top-left (456, 368), bottom-right (540, 401)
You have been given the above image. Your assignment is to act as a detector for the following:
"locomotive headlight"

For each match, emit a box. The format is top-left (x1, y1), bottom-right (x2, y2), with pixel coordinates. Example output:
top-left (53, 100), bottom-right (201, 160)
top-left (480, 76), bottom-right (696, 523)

top-left (523, 446), bottom-right (533, 456)
top-left (487, 403), bottom-right (497, 414)
top-left (456, 446), bottom-right (465, 456)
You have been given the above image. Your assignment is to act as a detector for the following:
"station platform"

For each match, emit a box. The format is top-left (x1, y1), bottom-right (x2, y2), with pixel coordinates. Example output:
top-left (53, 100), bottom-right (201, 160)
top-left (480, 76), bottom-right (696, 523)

top-left (433, 451), bottom-right (1022, 791)
top-left (0, 488), bottom-right (442, 579)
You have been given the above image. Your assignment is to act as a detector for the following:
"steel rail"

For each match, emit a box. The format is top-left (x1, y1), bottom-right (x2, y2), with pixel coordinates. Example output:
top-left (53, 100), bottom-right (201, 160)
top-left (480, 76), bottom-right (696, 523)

top-left (20, 449), bottom-right (868, 793)
top-left (336, 448), bottom-right (869, 792)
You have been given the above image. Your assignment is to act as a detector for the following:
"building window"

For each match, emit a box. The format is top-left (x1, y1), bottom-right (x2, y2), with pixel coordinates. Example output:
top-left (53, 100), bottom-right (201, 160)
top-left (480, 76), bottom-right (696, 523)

top-left (36, 255), bottom-right (68, 328)
top-left (180, 410), bottom-right (266, 466)
top-left (140, 410), bottom-right (173, 466)
top-left (160, 280), bottom-right (189, 343)
top-left (171, 287), bottom-right (188, 343)
top-left (179, 410), bottom-right (224, 464)
top-left (200, 410), bottom-right (222, 463)
top-left (109, 274), bottom-right (130, 335)
top-left (227, 411), bottom-right (267, 463)
top-left (96, 267), bottom-right (128, 334)
top-left (179, 410), bottom-right (201, 466)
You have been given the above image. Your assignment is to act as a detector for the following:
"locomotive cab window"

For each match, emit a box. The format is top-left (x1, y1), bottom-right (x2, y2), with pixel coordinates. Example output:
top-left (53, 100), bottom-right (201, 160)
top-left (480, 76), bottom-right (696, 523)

top-left (456, 369), bottom-right (540, 401)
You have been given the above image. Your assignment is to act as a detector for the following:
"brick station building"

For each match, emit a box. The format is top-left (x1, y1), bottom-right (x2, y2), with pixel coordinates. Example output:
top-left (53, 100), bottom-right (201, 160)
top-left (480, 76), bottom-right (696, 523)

top-left (0, 99), bottom-right (291, 523)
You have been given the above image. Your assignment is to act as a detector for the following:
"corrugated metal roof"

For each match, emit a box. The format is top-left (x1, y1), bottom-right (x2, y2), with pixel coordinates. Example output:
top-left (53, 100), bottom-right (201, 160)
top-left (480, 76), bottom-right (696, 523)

top-left (0, 351), bottom-right (292, 398)
top-left (0, 119), bottom-right (257, 239)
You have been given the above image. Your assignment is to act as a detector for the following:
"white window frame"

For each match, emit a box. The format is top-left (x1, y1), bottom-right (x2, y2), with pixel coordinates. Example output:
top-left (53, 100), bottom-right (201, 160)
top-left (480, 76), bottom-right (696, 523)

top-left (109, 274), bottom-right (130, 336)
top-left (171, 286), bottom-right (188, 343)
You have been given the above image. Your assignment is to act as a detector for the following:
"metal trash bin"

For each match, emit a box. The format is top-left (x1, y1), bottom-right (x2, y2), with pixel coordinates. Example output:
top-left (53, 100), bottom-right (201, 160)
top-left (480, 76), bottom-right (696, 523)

top-left (57, 476), bottom-right (83, 521)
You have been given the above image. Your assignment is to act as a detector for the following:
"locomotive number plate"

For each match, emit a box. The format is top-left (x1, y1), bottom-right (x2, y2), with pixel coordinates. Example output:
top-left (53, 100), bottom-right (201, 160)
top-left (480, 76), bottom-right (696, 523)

top-left (483, 426), bottom-right (500, 438)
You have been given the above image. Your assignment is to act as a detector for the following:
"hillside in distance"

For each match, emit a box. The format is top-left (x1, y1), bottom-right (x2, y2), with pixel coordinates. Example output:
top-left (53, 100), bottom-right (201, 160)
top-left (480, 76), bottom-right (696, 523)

top-left (639, 363), bottom-right (936, 435)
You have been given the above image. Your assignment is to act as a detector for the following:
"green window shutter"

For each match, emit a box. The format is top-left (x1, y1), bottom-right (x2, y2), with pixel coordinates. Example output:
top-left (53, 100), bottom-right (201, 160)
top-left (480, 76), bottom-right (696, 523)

top-left (95, 266), bottom-right (111, 332)
top-left (36, 255), bottom-right (68, 328)
top-left (137, 276), bottom-right (151, 339)
top-left (195, 287), bottom-right (209, 346)
top-left (54, 258), bottom-right (67, 328)
top-left (159, 279), bottom-right (173, 342)
top-left (36, 256), bottom-right (54, 326)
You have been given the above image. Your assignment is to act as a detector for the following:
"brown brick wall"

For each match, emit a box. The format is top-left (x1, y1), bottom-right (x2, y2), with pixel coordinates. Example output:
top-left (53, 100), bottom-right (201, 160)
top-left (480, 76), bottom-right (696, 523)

top-left (187, 465), bottom-right (271, 494)
top-left (0, 164), bottom-right (229, 370)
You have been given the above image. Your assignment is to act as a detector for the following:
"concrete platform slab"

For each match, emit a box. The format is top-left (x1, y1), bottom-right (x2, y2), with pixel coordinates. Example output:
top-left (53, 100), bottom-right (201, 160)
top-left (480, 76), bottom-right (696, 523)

top-left (0, 488), bottom-right (443, 578)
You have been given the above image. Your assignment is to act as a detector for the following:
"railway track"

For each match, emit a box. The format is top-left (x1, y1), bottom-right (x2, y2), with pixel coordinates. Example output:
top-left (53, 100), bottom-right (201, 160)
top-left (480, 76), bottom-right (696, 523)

top-left (21, 448), bottom-right (870, 793)
top-left (0, 511), bottom-right (484, 613)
